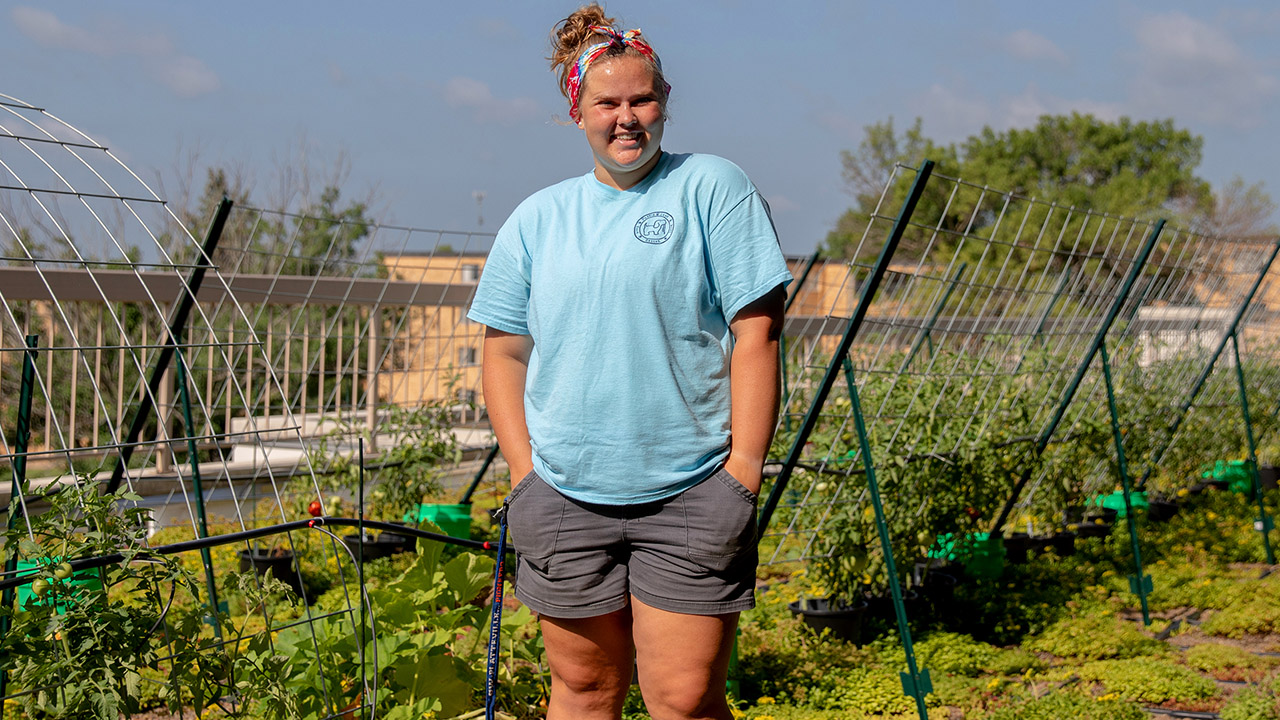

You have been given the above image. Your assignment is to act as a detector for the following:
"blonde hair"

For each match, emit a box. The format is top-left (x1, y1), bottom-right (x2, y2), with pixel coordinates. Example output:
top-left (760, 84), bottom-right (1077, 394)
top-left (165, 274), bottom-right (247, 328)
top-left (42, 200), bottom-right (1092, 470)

top-left (549, 4), bottom-right (669, 114)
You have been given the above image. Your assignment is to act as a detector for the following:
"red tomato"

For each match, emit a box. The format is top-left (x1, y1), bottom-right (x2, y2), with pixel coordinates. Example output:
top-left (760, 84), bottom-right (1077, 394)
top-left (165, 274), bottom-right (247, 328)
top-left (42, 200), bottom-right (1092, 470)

top-left (307, 500), bottom-right (324, 517)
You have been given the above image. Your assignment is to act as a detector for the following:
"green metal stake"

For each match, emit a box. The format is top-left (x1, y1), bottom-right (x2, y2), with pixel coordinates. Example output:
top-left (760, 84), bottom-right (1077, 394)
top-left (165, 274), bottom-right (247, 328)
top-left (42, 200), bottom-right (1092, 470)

top-left (902, 262), bottom-right (966, 370)
top-left (760, 160), bottom-right (935, 536)
top-left (174, 346), bottom-right (224, 640)
top-left (1099, 342), bottom-right (1152, 624)
top-left (1230, 332), bottom-right (1275, 564)
top-left (107, 196), bottom-right (232, 493)
top-left (781, 250), bottom-right (822, 434)
top-left (0, 335), bottom-right (38, 720)
top-left (843, 356), bottom-right (931, 719)
top-left (1139, 240), bottom-right (1280, 489)
top-left (459, 444), bottom-right (501, 505)
top-left (992, 220), bottom-right (1166, 534)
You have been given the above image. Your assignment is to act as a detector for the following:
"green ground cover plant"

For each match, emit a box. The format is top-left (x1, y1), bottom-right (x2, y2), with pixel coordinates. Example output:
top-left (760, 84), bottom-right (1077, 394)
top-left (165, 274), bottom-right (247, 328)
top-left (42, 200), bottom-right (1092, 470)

top-left (1024, 612), bottom-right (1169, 661)
top-left (1221, 684), bottom-right (1280, 720)
top-left (729, 484), bottom-right (1280, 720)
top-left (982, 689), bottom-right (1149, 720)
top-left (1068, 657), bottom-right (1219, 706)
top-left (1184, 642), bottom-right (1277, 681)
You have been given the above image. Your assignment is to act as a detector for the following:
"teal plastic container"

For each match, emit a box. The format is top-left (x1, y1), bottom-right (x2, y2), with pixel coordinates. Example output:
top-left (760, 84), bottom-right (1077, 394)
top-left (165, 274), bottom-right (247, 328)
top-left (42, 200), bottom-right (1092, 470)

top-left (930, 532), bottom-right (1005, 578)
top-left (1090, 491), bottom-right (1149, 519)
top-left (405, 503), bottom-right (473, 539)
top-left (15, 558), bottom-right (104, 613)
top-left (1204, 460), bottom-right (1256, 495)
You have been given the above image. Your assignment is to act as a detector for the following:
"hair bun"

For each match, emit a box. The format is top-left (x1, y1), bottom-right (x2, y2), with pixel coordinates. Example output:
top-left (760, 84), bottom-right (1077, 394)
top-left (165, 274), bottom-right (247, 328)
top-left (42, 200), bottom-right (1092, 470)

top-left (550, 4), bottom-right (616, 98)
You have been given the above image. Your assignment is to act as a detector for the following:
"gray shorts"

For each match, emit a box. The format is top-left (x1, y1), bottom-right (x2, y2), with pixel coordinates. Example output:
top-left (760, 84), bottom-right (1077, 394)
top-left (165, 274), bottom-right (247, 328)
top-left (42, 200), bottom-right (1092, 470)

top-left (503, 467), bottom-right (758, 618)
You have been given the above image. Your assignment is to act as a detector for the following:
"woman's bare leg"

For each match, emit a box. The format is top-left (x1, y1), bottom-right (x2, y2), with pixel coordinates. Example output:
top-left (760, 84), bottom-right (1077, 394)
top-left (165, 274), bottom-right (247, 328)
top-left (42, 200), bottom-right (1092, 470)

top-left (540, 606), bottom-right (635, 720)
top-left (632, 596), bottom-right (737, 720)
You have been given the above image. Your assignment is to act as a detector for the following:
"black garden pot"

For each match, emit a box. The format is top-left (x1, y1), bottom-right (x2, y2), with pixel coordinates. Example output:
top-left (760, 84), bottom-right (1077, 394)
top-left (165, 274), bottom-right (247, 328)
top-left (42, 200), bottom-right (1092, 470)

top-left (1075, 519), bottom-right (1113, 539)
top-left (919, 571), bottom-right (958, 617)
top-left (378, 522), bottom-right (418, 554)
top-left (1004, 533), bottom-right (1036, 564)
top-left (342, 532), bottom-right (399, 562)
top-left (238, 548), bottom-right (306, 599)
top-left (1259, 466), bottom-right (1279, 491)
top-left (1049, 531), bottom-right (1077, 557)
top-left (788, 598), bottom-right (869, 643)
top-left (1147, 499), bottom-right (1179, 523)
top-left (859, 589), bottom-right (922, 643)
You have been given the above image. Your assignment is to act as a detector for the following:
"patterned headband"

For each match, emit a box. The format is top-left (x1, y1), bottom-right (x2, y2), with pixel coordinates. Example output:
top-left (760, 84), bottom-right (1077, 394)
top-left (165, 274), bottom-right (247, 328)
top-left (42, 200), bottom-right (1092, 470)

top-left (566, 24), bottom-right (670, 121)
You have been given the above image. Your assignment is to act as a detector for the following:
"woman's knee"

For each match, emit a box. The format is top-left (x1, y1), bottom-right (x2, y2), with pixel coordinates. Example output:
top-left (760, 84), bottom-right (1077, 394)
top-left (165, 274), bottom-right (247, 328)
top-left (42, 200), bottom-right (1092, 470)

top-left (637, 672), bottom-right (730, 720)
top-left (548, 661), bottom-right (632, 717)
top-left (541, 610), bottom-right (634, 715)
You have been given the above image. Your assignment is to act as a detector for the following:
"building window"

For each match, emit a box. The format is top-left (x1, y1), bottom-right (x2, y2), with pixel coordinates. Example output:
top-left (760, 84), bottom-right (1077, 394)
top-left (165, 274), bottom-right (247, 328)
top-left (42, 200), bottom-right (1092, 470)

top-left (458, 346), bottom-right (477, 366)
top-left (457, 388), bottom-right (477, 405)
top-left (461, 264), bottom-right (480, 282)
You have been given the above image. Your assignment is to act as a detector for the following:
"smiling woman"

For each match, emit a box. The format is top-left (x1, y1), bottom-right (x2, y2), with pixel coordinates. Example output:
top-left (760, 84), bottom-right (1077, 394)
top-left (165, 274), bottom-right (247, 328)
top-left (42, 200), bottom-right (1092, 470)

top-left (574, 56), bottom-right (666, 189)
top-left (466, 4), bottom-right (791, 719)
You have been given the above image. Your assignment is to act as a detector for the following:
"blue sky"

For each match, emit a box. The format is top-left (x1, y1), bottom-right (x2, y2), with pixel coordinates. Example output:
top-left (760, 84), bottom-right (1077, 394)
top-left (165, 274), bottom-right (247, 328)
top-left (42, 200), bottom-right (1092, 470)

top-left (3, 1), bottom-right (1278, 254)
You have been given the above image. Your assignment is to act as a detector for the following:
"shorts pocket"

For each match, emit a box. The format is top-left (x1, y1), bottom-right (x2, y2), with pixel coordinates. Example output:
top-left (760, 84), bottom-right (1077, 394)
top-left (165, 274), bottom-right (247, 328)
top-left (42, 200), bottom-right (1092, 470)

top-left (684, 468), bottom-right (758, 571)
top-left (505, 471), bottom-right (563, 565)
top-left (504, 470), bottom-right (539, 505)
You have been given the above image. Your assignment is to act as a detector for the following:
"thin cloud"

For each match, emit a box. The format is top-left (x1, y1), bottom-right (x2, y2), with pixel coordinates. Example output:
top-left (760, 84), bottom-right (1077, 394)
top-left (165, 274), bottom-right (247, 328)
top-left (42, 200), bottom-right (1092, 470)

top-left (909, 83), bottom-right (1122, 142)
top-left (11, 6), bottom-right (220, 97)
top-left (1131, 11), bottom-right (1277, 129)
top-left (444, 77), bottom-right (539, 124)
top-left (327, 61), bottom-right (348, 86)
top-left (474, 16), bottom-right (522, 41)
top-left (766, 194), bottom-right (799, 214)
top-left (910, 84), bottom-right (992, 140)
top-left (1003, 29), bottom-right (1068, 65)
top-left (1000, 85), bottom-right (1122, 129)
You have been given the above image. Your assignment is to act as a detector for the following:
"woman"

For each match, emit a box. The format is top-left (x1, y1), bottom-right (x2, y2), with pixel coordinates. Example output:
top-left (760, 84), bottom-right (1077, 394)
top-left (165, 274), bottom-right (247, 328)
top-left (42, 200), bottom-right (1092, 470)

top-left (467, 5), bottom-right (790, 719)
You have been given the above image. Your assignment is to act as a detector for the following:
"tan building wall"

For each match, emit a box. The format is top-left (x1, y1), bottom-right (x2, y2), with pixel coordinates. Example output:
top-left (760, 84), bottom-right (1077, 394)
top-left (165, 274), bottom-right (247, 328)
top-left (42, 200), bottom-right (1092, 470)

top-left (381, 252), bottom-right (488, 410)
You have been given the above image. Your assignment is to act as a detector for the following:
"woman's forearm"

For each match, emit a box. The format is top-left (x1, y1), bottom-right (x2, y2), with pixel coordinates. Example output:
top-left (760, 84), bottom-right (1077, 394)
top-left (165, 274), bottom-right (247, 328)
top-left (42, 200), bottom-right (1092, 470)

top-left (481, 328), bottom-right (536, 485)
top-left (725, 285), bottom-right (786, 494)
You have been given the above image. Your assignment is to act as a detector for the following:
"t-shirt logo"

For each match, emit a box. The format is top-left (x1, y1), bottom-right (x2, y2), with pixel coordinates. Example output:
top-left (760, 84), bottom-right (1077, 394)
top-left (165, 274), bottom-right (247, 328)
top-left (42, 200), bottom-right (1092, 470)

top-left (634, 211), bottom-right (675, 244)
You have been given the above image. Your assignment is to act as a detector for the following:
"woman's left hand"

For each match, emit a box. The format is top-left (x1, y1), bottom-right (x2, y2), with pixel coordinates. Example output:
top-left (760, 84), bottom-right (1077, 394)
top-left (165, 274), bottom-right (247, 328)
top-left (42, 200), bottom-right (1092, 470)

top-left (724, 285), bottom-right (786, 498)
top-left (724, 454), bottom-right (763, 496)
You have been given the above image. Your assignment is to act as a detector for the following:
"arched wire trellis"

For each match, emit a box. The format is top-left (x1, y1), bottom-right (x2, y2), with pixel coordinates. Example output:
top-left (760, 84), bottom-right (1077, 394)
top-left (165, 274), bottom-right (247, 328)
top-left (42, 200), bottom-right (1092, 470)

top-left (0, 92), bottom-right (409, 717)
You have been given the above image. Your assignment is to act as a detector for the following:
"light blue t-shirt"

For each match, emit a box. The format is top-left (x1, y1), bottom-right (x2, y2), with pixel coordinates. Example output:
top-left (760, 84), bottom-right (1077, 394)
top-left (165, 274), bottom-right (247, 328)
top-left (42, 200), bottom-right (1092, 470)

top-left (467, 152), bottom-right (792, 505)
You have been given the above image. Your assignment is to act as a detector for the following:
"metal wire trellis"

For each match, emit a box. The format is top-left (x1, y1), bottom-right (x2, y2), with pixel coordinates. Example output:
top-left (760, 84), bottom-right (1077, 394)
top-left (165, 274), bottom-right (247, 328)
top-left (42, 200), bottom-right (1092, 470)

top-left (759, 162), bottom-right (1280, 576)
top-left (0, 92), bottom-right (434, 719)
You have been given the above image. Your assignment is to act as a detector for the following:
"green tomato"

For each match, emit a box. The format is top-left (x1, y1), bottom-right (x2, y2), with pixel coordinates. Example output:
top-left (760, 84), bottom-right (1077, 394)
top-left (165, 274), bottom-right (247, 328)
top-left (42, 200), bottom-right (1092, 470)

top-left (30, 578), bottom-right (50, 598)
top-left (53, 563), bottom-right (74, 581)
top-left (850, 551), bottom-right (870, 575)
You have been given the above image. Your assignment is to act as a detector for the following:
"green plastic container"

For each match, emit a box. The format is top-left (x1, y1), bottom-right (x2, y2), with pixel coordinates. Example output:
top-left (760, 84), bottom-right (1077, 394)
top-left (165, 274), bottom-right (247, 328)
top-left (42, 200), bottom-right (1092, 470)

top-left (15, 558), bottom-right (104, 613)
top-left (1090, 491), bottom-right (1149, 519)
top-left (930, 532), bottom-right (1005, 579)
top-left (406, 503), bottom-right (472, 539)
top-left (1204, 460), bottom-right (1256, 495)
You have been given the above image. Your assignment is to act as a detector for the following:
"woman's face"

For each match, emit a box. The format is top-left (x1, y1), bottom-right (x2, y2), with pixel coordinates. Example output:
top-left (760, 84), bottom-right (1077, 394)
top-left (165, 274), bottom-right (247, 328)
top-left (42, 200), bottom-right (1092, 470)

top-left (576, 54), bottom-right (665, 190)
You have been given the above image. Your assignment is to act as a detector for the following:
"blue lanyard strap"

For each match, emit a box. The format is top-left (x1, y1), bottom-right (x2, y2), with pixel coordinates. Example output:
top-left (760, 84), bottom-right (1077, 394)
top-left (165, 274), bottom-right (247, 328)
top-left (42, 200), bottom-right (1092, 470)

top-left (484, 504), bottom-right (509, 720)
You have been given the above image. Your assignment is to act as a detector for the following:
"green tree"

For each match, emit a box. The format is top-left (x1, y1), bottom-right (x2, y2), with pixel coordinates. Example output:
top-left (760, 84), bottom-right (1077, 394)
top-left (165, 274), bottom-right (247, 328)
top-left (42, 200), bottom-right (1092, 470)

top-left (1208, 176), bottom-right (1279, 239)
top-left (957, 114), bottom-right (1211, 220)
top-left (289, 185), bottom-right (371, 277)
top-left (824, 113), bottom-right (1217, 264)
top-left (825, 117), bottom-right (957, 262)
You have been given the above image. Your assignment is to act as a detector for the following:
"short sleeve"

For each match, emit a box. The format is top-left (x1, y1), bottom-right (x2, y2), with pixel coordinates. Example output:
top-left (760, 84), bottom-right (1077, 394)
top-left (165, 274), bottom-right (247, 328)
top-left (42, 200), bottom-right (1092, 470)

top-left (707, 191), bottom-right (793, 322)
top-left (466, 218), bottom-right (531, 335)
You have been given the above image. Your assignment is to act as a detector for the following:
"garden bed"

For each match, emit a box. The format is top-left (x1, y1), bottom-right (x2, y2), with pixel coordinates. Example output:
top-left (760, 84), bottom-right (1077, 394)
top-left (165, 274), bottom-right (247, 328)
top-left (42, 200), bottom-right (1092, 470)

top-left (7, 482), bottom-right (1280, 719)
top-left (731, 487), bottom-right (1280, 720)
